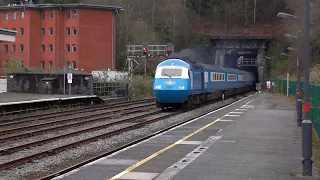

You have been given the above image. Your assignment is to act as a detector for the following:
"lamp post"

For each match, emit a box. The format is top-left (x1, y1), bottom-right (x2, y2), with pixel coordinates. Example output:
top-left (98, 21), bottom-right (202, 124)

top-left (277, 12), bottom-right (303, 126)
top-left (278, 5), bottom-right (313, 175)
top-left (302, 0), bottom-right (312, 176)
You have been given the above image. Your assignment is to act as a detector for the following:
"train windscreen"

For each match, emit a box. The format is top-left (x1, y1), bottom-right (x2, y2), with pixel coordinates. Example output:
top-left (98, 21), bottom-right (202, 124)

top-left (161, 68), bottom-right (182, 77)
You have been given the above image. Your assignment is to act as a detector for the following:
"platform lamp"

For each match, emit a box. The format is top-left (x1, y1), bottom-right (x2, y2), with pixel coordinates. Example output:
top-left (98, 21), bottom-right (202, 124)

top-left (277, 12), bottom-right (303, 127)
top-left (285, 34), bottom-right (303, 127)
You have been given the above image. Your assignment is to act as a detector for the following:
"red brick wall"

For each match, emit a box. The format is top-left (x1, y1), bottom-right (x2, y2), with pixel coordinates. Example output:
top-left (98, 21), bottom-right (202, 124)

top-left (0, 10), bottom-right (29, 67)
top-left (78, 10), bottom-right (115, 73)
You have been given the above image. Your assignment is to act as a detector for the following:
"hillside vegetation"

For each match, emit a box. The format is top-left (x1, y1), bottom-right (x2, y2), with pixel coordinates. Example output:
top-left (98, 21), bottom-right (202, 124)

top-left (2, 0), bottom-right (320, 82)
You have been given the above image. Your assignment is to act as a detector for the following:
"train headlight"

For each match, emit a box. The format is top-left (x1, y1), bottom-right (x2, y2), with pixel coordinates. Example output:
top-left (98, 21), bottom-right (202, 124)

top-left (155, 85), bottom-right (161, 89)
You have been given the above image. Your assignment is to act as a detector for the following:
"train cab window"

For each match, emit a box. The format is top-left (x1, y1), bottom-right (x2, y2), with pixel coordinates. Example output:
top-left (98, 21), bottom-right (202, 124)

top-left (161, 68), bottom-right (182, 77)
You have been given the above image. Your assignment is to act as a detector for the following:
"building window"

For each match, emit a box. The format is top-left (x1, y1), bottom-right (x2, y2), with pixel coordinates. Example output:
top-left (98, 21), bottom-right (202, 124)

top-left (41, 28), bottom-right (45, 36)
top-left (49, 11), bottom-right (53, 19)
top-left (4, 12), bottom-right (8, 20)
top-left (72, 61), bottom-right (76, 68)
top-left (41, 61), bottom-right (45, 69)
top-left (20, 11), bottom-right (24, 20)
top-left (12, 12), bottom-right (16, 20)
top-left (21, 61), bottom-right (24, 68)
top-left (12, 44), bottom-right (15, 52)
top-left (66, 44), bottom-right (70, 52)
top-left (49, 44), bottom-right (53, 52)
top-left (72, 44), bottom-right (76, 52)
top-left (20, 28), bottom-right (24, 36)
top-left (49, 61), bottom-right (52, 68)
top-left (41, 11), bottom-right (45, 20)
top-left (66, 61), bottom-right (70, 67)
top-left (66, 27), bottom-right (70, 36)
top-left (41, 44), bottom-right (45, 53)
top-left (72, 28), bottom-right (76, 36)
top-left (66, 11), bottom-right (70, 20)
top-left (72, 10), bottom-right (76, 18)
top-left (20, 44), bottom-right (24, 52)
top-left (4, 45), bottom-right (8, 53)
top-left (49, 28), bottom-right (53, 36)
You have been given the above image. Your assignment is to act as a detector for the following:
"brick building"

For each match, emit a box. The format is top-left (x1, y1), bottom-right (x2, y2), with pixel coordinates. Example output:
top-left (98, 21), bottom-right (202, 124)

top-left (0, 4), bottom-right (123, 73)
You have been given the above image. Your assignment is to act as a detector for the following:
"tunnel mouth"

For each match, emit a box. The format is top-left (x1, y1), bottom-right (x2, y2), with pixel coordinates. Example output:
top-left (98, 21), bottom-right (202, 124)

top-left (223, 49), bottom-right (259, 83)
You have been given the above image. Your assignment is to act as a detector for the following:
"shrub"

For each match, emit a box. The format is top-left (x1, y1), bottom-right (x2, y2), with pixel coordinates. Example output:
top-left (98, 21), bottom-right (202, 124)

top-left (128, 75), bottom-right (154, 100)
top-left (311, 64), bottom-right (320, 84)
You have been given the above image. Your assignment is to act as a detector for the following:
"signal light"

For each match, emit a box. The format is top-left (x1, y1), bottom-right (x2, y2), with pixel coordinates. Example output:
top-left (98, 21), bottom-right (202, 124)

top-left (142, 42), bottom-right (148, 56)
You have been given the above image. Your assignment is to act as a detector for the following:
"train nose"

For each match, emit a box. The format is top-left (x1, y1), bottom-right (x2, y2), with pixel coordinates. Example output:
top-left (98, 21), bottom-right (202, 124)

top-left (153, 89), bottom-right (189, 104)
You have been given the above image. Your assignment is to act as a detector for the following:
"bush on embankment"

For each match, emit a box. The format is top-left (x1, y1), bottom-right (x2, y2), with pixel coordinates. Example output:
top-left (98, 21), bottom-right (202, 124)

top-left (128, 75), bottom-right (154, 100)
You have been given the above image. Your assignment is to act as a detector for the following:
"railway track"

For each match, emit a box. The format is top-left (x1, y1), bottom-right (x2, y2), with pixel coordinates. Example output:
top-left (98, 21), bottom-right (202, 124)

top-left (0, 91), bottom-right (254, 180)
top-left (0, 97), bottom-right (155, 126)
top-left (0, 109), bottom-right (180, 170)
top-left (0, 101), bottom-right (155, 136)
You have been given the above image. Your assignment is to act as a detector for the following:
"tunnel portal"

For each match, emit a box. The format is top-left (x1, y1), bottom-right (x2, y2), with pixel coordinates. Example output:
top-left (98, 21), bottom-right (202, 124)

top-left (210, 36), bottom-right (272, 84)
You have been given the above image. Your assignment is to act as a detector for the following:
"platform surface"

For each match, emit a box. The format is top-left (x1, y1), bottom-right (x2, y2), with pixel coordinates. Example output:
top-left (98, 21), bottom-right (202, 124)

top-left (54, 92), bottom-right (319, 180)
top-left (0, 92), bottom-right (94, 104)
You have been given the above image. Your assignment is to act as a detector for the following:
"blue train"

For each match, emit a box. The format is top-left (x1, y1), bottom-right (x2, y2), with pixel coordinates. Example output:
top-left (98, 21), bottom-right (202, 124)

top-left (153, 58), bottom-right (256, 110)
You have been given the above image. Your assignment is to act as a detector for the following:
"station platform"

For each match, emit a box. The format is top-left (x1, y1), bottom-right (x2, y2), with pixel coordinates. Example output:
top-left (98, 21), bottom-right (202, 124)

top-left (0, 92), bottom-right (105, 115)
top-left (0, 92), bottom-right (98, 105)
top-left (54, 92), bottom-right (319, 180)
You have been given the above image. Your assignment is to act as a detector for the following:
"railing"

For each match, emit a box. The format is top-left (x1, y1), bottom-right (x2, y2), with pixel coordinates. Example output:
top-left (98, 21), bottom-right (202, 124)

top-left (274, 79), bottom-right (320, 136)
top-left (93, 82), bottom-right (128, 98)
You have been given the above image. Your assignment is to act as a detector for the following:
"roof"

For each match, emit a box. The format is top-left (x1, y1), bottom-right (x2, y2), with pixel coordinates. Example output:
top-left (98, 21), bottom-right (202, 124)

top-left (0, 28), bottom-right (17, 36)
top-left (0, 3), bottom-right (124, 13)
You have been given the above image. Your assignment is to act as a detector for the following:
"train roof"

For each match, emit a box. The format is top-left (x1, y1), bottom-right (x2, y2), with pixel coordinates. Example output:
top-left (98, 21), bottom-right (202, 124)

top-left (158, 58), bottom-right (253, 75)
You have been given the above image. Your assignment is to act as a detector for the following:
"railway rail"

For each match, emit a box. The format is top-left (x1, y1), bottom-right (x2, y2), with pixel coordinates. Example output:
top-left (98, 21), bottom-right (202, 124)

top-left (0, 97), bottom-right (155, 126)
top-left (0, 91), bottom-right (253, 179)
top-left (0, 109), bottom-right (179, 170)
top-left (0, 101), bottom-right (155, 136)
top-left (36, 91), bottom-right (253, 180)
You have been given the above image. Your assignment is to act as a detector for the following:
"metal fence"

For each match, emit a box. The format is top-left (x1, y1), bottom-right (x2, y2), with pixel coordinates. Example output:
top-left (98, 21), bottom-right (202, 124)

top-left (274, 79), bottom-right (320, 136)
top-left (93, 82), bottom-right (128, 98)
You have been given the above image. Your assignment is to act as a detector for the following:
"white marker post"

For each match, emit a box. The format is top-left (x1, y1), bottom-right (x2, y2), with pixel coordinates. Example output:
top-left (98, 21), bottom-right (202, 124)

top-left (67, 72), bottom-right (72, 95)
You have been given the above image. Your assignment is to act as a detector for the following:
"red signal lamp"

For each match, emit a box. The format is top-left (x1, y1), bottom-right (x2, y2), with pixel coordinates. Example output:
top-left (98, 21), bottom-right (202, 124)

top-left (167, 48), bottom-right (172, 52)
top-left (143, 47), bottom-right (147, 52)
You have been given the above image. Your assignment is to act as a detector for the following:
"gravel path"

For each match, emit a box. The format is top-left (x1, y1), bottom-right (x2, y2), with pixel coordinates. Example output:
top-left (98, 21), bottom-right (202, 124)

top-left (0, 94), bottom-right (249, 180)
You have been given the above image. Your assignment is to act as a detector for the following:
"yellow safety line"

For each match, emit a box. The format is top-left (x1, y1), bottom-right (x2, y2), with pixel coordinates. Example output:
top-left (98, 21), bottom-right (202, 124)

top-left (109, 117), bottom-right (221, 180)
top-left (109, 94), bottom-right (256, 179)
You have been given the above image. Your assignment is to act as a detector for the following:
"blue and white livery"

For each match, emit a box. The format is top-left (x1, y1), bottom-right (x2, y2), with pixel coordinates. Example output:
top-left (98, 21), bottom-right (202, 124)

top-left (153, 58), bottom-right (256, 110)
